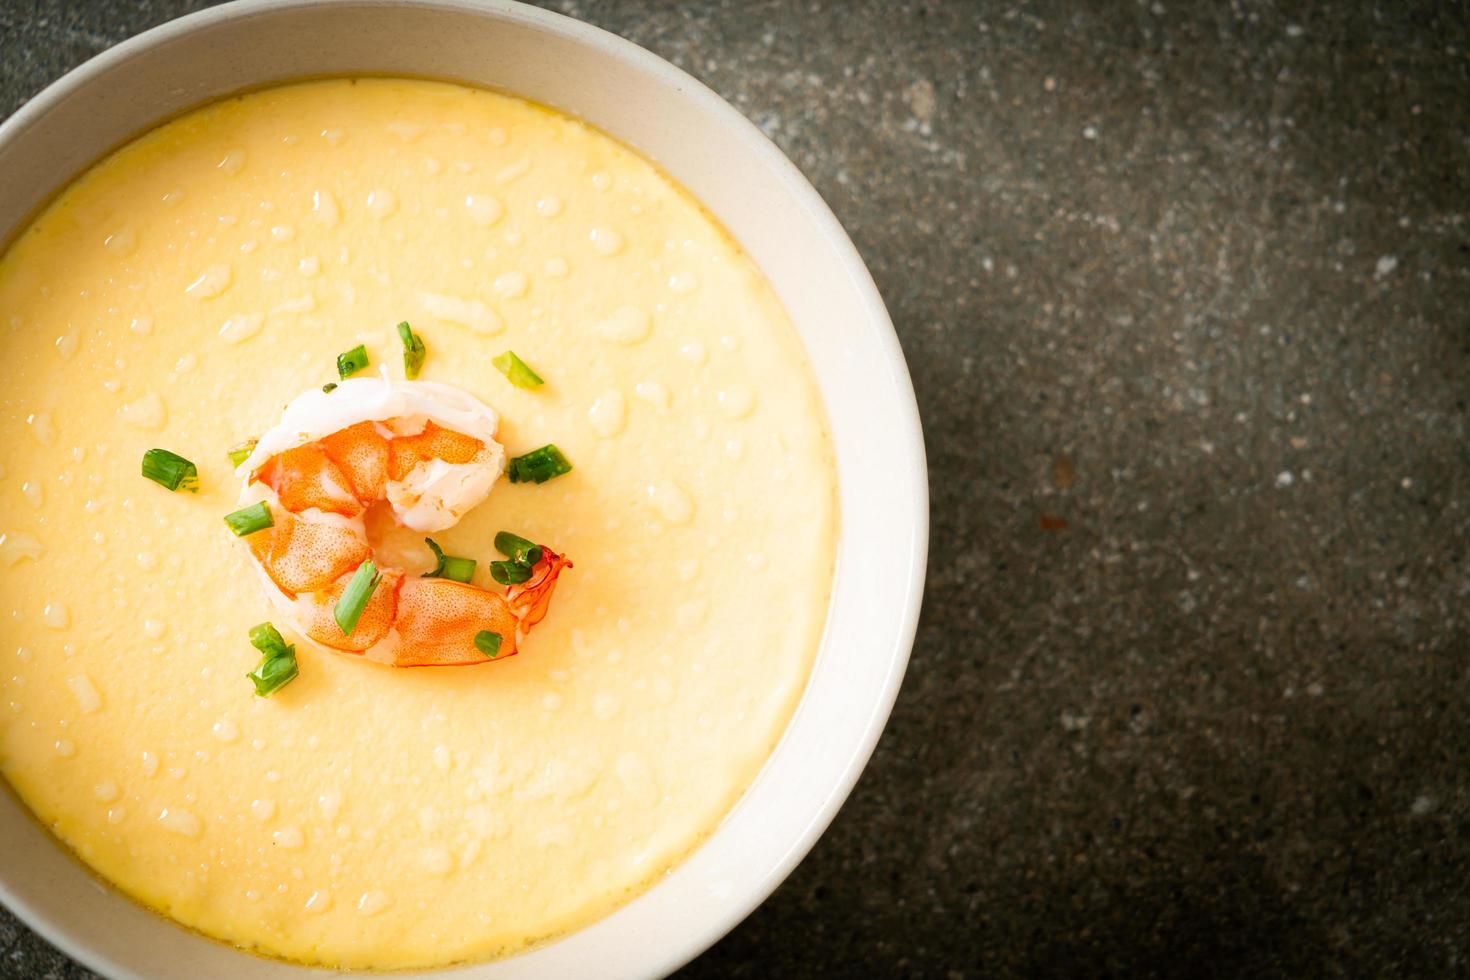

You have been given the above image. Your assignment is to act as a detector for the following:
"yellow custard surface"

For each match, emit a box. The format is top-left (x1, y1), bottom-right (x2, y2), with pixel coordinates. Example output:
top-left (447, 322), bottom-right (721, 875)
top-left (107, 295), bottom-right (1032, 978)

top-left (0, 78), bottom-right (835, 969)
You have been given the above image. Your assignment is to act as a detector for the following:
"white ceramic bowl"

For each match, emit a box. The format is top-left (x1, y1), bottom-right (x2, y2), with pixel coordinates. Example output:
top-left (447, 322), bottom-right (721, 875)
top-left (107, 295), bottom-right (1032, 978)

top-left (0, 1), bottom-right (928, 976)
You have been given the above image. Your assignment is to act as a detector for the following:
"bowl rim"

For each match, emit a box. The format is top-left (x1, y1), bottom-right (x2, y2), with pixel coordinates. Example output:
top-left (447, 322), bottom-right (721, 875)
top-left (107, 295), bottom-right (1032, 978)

top-left (0, 1), bottom-right (929, 976)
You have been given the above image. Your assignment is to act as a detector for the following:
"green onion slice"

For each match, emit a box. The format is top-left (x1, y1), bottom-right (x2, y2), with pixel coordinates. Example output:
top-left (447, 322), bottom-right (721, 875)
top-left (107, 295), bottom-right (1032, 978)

top-left (334, 559), bottom-right (382, 636)
top-left (322, 382), bottom-right (339, 394)
top-left (336, 344), bottom-right (369, 379)
top-left (493, 531), bottom-right (542, 567)
top-left (224, 501), bottom-right (274, 537)
top-left (489, 559), bottom-right (534, 586)
top-left (141, 448), bottom-right (199, 493)
top-left (249, 622), bottom-right (293, 660)
top-left (397, 321), bottom-right (426, 379)
top-left (247, 622), bottom-right (298, 697)
top-left (248, 649), bottom-right (298, 697)
top-left (474, 630), bottom-right (503, 659)
top-left (227, 438), bottom-right (258, 468)
top-left (423, 537), bottom-right (477, 584)
top-left (492, 350), bottom-right (544, 389)
top-left (507, 444), bottom-right (572, 485)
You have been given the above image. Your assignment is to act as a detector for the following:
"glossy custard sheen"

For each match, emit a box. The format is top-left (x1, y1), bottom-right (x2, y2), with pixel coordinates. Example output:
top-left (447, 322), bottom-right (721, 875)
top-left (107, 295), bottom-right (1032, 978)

top-left (0, 79), bottom-right (835, 968)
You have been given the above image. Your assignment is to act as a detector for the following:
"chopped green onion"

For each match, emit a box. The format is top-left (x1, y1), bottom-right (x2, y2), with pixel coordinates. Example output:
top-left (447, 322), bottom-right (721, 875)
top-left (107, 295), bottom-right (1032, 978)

top-left (474, 630), bottom-right (503, 659)
top-left (248, 649), bottom-right (298, 696)
top-left (490, 531), bottom-right (543, 585)
top-left (397, 321), bottom-right (426, 379)
top-left (227, 438), bottom-right (258, 468)
top-left (507, 444), bottom-right (572, 485)
top-left (336, 344), bottom-right (369, 379)
top-left (492, 350), bottom-right (544, 389)
top-left (322, 382), bottom-right (338, 394)
top-left (247, 622), bottom-right (298, 697)
top-left (489, 559), bottom-right (534, 586)
top-left (141, 448), bottom-right (199, 493)
top-left (224, 501), bottom-right (274, 537)
top-left (494, 531), bottom-right (542, 567)
top-left (334, 559), bottom-right (382, 636)
top-left (423, 537), bottom-right (477, 584)
top-left (249, 622), bottom-right (293, 660)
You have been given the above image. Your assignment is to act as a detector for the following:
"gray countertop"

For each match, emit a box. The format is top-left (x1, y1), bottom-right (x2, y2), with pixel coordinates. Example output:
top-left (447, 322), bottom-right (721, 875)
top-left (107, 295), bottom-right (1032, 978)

top-left (3, 1), bottom-right (1469, 977)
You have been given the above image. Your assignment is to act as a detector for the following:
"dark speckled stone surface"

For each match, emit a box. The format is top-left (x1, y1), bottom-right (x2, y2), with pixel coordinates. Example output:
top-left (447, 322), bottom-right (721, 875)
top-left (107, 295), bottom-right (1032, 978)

top-left (3, 1), bottom-right (1469, 977)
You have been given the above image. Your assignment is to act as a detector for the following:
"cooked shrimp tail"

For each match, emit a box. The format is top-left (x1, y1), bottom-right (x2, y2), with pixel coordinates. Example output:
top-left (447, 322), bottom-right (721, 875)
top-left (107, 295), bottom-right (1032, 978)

top-left (507, 547), bottom-right (573, 636)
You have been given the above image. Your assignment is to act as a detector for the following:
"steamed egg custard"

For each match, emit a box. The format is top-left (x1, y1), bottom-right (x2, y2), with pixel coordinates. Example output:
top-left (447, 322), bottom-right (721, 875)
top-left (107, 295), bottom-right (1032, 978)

top-left (0, 79), bottom-right (835, 968)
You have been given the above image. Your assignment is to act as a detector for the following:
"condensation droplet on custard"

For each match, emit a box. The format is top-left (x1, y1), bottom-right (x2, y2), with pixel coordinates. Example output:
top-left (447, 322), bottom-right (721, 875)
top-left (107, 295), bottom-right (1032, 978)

top-left (217, 313), bottom-right (264, 345)
top-left (544, 256), bottom-right (569, 278)
top-left (588, 226), bottom-right (624, 256)
top-left (272, 295), bottom-right (315, 315)
top-left (420, 845), bottom-right (453, 875)
top-left (615, 752), bottom-right (658, 808)
top-left (311, 189), bottom-right (340, 227)
top-left (158, 807), bottom-right (203, 838)
top-left (492, 270), bottom-right (528, 299)
top-left (535, 195), bottom-right (563, 218)
top-left (93, 781), bottom-right (120, 804)
top-left (420, 292), bottom-right (502, 335)
top-left (142, 750), bottom-right (159, 777)
top-left (67, 673), bottom-right (101, 714)
top-left (594, 305), bottom-right (651, 345)
top-left (43, 601), bottom-right (70, 630)
top-left (211, 719), bottom-right (239, 743)
top-left (592, 692), bottom-right (621, 721)
top-left (646, 482), bottom-right (694, 524)
top-left (387, 119), bottom-right (424, 141)
top-left (298, 255), bottom-right (321, 277)
top-left (432, 745), bottom-right (452, 773)
top-left (129, 315), bottom-right (153, 336)
top-left (317, 790), bottom-right (342, 821)
top-left (273, 826), bottom-right (305, 850)
top-left (26, 412), bottom-right (55, 445)
top-left (217, 149), bottom-right (246, 175)
top-left (635, 381), bottom-right (671, 412)
top-left (270, 224), bottom-right (296, 243)
top-left (365, 189), bottom-right (398, 220)
top-left (118, 393), bottom-right (166, 430)
top-left (0, 532), bottom-right (43, 568)
top-left (357, 890), bottom-right (392, 916)
top-left (184, 264), bottom-right (231, 299)
top-left (54, 327), bottom-right (79, 360)
top-left (20, 481), bottom-right (42, 509)
top-left (717, 385), bottom-right (756, 419)
top-left (464, 194), bottom-right (503, 227)
top-left (590, 171), bottom-right (612, 191)
top-left (494, 159), bottom-right (530, 184)
top-left (679, 341), bottom-right (708, 366)
top-left (303, 890), bottom-right (333, 914)
top-left (103, 228), bottom-right (137, 255)
top-left (588, 391), bottom-right (627, 438)
top-left (668, 272), bottom-right (699, 295)
top-left (250, 798), bottom-right (276, 822)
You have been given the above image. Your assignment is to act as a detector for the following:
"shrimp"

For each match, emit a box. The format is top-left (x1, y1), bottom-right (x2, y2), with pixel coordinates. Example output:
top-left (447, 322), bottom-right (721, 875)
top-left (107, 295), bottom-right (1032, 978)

top-left (233, 377), bottom-right (571, 667)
